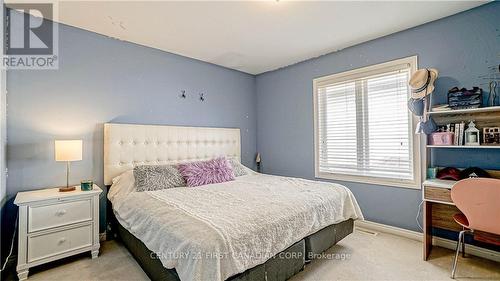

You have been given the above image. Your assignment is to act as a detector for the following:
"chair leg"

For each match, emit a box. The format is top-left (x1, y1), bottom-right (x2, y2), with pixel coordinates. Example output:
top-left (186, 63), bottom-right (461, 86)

top-left (451, 230), bottom-right (466, 279)
top-left (461, 230), bottom-right (466, 258)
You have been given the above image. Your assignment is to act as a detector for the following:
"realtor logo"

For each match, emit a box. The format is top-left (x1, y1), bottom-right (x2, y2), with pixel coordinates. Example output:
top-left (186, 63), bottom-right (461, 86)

top-left (3, 2), bottom-right (58, 69)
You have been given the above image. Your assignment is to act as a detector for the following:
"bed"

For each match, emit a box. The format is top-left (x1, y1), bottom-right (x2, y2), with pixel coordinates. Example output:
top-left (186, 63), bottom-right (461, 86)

top-left (104, 123), bottom-right (363, 281)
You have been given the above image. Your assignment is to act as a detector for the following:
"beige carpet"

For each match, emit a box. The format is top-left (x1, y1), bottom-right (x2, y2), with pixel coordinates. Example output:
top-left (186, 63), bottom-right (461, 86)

top-left (21, 230), bottom-right (500, 281)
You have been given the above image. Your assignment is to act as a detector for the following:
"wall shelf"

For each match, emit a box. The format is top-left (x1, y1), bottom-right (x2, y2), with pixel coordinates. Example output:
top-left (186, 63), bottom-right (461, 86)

top-left (428, 106), bottom-right (500, 116)
top-left (427, 145), bottom-right (500, 149)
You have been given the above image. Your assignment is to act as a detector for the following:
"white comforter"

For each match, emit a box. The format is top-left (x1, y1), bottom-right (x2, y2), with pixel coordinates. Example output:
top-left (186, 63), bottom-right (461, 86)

top-left (108, 171), bottom-right (363, 281)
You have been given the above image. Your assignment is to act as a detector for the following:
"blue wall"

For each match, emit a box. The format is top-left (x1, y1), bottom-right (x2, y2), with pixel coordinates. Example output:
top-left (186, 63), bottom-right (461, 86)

top-left (255, 3), bottom-right (500, 231)
top-left (5, 15), bottom-right (257, 232)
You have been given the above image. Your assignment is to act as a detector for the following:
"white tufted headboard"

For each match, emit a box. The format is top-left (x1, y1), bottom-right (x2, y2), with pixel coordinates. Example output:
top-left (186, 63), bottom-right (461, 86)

top-left (103, 123), bottom-right (241, 185)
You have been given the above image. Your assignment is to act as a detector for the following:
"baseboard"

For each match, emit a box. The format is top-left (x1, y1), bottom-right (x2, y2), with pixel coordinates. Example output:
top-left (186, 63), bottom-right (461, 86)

top-left (355, 220), bottom-right (421, 241)
top-left (355, 220), bottom-right (500, 263)
top-left (432, 237), bottom-right (500, 263)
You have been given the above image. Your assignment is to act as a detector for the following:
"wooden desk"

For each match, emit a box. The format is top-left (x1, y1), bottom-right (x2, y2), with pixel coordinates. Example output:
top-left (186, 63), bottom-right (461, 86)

top-left (422, 179), bottom-right (460, 260)
top-left (423, 178), bottom-right (500, 260)
top-left (423, 106), bottom-right (500, 259)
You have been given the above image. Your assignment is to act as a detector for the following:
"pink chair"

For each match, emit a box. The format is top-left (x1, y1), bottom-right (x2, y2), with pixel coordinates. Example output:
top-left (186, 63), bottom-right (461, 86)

top-left (450, 178), bottom-right (500, 278)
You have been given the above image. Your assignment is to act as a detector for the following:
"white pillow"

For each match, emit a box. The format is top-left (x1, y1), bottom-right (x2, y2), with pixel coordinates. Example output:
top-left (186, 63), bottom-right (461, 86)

top-left (107, 170), bottom-right (136, 208)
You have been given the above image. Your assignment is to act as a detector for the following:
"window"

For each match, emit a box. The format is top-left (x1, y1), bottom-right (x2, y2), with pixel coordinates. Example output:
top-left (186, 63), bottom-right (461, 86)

top-left (313, 56), bottom-right (420, 188)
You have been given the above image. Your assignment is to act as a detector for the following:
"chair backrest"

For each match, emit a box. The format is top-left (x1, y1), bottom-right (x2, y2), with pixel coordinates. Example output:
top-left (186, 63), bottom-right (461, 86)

top-left (451, 178), bottom-right (500, 235)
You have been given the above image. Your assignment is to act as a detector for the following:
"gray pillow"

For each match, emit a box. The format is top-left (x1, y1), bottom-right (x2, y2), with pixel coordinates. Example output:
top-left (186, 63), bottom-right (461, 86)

top-left (133, 165), bottom-right (186, 192)
top-left (228, 158), bottom-right (247, 177)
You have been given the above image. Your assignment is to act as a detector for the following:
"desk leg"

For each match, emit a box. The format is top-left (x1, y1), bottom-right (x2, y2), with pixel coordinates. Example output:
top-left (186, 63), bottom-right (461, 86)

top-left (423, 201), bottom-right (432, 260)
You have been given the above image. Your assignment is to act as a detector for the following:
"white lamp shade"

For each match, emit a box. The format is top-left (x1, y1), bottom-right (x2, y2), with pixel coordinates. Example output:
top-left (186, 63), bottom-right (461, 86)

top-left (55, 140), bottom-right (83, 162)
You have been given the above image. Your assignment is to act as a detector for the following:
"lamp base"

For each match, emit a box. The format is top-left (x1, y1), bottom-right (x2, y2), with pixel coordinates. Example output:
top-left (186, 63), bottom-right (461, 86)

top-left (59, 186), bottom-right (76, 192)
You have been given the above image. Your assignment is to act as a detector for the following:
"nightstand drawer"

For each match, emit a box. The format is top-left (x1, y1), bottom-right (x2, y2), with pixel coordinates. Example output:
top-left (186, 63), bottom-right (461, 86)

top-left (28, 199), bottom-right (92, 232)
top-left (27, 224), bottom-right (92, 263)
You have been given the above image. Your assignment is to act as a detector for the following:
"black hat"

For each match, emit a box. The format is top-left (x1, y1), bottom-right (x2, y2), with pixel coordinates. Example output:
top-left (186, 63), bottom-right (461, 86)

top-left (460, 167), bottom-right (491, 179)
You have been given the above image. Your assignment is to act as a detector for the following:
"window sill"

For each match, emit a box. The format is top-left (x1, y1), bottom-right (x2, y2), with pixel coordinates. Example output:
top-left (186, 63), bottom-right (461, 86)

top-left (315, 172), bottom-right (421, 190)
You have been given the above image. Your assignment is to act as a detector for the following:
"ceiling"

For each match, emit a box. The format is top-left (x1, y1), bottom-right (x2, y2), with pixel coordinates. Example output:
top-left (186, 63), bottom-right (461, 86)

top-left (7, 1), bottom-right (487, 74)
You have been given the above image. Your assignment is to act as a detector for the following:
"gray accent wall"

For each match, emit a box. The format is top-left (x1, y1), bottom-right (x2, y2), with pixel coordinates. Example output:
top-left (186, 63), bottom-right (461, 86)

top-left (6, 17), bottom-right (257, 231)
top-left (255, 3), bottom-right (500, 231)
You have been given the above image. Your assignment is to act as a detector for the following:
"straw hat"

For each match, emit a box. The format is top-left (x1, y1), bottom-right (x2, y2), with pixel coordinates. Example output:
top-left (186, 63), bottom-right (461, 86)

top-left (409, 68), bottom-right (439, 99)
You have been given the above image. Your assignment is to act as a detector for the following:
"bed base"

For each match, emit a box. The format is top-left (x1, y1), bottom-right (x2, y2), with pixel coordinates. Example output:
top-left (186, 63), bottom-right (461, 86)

top-left (114, 215), bottom-right (353, 281)
top-left (117, 223), bottom-right (305, 281)
top-left (305, 219), bottom-right (354, 261)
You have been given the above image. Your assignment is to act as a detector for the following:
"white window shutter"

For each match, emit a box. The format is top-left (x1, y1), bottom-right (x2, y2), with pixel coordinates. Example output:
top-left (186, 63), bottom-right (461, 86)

top-left (315, 62), bottom-right (415, 182)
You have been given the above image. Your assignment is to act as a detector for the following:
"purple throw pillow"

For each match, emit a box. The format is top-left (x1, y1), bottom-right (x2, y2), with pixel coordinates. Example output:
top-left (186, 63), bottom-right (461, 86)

top-left (178, 157), bottom-right (235, 187)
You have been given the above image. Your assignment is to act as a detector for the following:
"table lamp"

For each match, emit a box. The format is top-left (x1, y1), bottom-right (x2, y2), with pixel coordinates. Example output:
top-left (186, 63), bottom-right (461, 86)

top-left (256, 153), bottom-right (261, 173)
top-left (55, 140), bottom-right (82, 192)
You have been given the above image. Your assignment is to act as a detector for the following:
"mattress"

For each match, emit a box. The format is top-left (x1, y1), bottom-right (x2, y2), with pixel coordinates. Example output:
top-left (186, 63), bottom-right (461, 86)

top-left (108, 170), bottom-right (363, 281)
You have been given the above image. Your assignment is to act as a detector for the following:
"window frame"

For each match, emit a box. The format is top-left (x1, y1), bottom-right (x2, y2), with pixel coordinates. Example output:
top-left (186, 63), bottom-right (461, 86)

top-left (313, 56), bottom-right (422, 189)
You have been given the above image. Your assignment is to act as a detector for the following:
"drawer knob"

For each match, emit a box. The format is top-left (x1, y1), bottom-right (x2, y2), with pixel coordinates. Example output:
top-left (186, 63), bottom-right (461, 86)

top-left (55, 210), bottom-right (67, 216)
top-left (58, 237), bottom-right (66, 244)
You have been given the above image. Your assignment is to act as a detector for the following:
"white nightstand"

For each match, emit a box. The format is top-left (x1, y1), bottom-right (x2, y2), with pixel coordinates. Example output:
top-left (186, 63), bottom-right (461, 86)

top-left (14, 185), bottom-right (102, 280)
